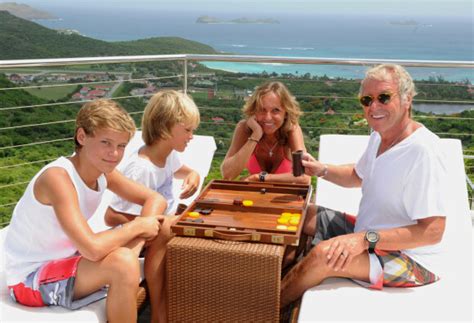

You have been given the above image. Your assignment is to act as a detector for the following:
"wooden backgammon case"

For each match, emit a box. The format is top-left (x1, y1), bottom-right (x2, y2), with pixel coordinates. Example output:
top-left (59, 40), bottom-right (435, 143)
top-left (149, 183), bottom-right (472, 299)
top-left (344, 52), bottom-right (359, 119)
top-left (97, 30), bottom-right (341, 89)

top-left (167, 180), bottom-right (312, 322)
top-left (171, 180), bottom-right (312, 246)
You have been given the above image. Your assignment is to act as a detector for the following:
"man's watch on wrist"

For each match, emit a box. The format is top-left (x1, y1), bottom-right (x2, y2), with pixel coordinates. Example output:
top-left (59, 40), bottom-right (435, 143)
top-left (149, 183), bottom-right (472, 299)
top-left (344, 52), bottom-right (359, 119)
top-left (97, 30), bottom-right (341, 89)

top-left (365, 230), bottom-right (380, 253)
top-left (259, 171), bottom-right (268, 182)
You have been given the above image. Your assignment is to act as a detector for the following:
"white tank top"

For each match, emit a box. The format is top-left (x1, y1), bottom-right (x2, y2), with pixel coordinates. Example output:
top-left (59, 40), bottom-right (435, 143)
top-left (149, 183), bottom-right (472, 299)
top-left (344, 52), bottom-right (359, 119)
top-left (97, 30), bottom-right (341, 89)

top-left (4, 157), bottom-right (107, 285)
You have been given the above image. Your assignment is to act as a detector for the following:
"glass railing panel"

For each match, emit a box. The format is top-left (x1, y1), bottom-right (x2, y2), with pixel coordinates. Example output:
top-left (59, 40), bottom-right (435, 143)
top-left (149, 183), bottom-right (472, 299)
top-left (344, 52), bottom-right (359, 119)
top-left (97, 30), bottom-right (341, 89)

top-left (0, 55), bottom-right (472, 226)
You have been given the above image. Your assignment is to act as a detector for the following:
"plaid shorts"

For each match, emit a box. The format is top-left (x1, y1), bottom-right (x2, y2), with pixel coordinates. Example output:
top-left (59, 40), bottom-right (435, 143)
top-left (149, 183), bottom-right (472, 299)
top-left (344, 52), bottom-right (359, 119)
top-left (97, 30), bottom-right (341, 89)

top-left (8, 255), bottom-right (107, 310)
top-left (312, 206), bottom-right (439, 289)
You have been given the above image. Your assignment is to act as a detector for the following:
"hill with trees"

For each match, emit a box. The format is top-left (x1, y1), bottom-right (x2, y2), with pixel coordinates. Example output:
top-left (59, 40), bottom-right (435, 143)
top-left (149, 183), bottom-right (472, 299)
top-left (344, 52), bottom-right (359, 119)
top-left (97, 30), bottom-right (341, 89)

top-left (0, 10), bottom-right (217, 59)
top-left (0, 10), bottom-right (472, 226)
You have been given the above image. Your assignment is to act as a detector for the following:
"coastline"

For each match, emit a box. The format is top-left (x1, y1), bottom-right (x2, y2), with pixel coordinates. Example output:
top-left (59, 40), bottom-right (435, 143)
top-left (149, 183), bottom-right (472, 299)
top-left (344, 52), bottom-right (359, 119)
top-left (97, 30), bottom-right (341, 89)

top-left (413, 103), bottom-right (474, 115)
top-left (19, 6), bottom-right (473, 83)
top-left (202, 61), bottom-right (473, 82)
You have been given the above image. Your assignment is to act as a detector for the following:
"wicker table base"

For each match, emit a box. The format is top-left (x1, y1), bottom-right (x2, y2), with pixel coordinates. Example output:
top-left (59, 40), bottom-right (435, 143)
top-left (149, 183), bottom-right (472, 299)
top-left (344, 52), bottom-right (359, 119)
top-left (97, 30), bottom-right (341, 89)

top-left (167, 237), bottom-right (285, 322)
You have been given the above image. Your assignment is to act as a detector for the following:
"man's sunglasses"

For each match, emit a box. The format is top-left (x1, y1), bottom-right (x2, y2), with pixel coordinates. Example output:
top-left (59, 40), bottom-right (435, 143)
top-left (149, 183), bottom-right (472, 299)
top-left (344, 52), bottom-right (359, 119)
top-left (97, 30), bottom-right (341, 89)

top-left (359, 92), bottom-right (396, 107)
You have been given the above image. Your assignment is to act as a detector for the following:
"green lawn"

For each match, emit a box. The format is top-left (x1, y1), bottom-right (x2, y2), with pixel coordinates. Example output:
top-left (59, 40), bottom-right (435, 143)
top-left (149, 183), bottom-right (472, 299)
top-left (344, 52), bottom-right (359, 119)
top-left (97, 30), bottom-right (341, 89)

top-left (25, 85), bottom-right (78, 100)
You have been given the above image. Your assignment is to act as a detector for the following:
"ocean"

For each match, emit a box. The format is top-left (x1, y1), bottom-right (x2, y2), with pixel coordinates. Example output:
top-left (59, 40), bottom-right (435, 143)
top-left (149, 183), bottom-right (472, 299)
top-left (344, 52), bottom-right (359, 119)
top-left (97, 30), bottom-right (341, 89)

top-left (33, 6), bottom-right (473, 81)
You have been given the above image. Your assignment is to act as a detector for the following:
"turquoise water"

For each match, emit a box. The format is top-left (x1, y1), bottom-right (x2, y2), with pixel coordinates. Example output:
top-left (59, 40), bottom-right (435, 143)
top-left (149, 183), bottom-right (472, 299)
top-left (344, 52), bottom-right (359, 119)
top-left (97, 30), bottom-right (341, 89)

top-left (33, 7), bottom-right (473, 81)
top-left (201, 62), bottom-right (473, 81)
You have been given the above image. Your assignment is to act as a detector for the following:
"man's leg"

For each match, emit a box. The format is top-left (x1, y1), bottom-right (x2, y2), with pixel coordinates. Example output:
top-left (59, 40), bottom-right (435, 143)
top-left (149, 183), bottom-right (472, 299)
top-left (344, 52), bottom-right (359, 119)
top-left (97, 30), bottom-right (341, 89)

top-left (280, 239), bottom-right (370, 308)
top-left (281, 204), bottom-right (369, 308)
top-left (302, 204), bottom-right (318, 237)
top-left (74, 247), bottom-right (141, 323)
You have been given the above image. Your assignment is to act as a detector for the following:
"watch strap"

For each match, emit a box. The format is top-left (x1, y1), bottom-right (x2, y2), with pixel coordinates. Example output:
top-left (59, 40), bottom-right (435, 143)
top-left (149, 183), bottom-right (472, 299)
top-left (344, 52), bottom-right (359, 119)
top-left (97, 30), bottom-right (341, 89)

top-left (368, 243), bottom-right (376, 254)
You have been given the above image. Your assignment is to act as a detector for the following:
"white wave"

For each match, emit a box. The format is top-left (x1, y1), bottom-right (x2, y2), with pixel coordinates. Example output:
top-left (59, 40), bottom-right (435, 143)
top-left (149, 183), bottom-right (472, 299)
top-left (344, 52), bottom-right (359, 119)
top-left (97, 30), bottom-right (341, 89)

top-left (293, 47), bottom-right (315, 50)
top-left (262, 46), bottom-right (315, 51)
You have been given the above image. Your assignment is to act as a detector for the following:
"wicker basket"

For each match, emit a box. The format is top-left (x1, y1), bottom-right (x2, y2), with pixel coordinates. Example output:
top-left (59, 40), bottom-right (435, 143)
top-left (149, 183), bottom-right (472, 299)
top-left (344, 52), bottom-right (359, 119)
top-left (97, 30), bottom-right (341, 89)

top-left (167, 237), bottom-right (285, 322)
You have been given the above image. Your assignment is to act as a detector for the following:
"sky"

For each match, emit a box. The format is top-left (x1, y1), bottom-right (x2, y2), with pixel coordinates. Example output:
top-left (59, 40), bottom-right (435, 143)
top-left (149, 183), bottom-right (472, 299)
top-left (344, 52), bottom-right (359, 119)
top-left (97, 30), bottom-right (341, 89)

top-left (3, 0), bottom-right (473, 17)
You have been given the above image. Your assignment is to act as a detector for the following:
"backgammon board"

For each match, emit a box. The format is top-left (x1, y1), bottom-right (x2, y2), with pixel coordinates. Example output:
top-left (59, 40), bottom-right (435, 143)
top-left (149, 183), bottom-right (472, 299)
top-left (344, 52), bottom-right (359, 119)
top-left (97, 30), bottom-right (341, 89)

top-left (171, 180), bottom-right (312, 245)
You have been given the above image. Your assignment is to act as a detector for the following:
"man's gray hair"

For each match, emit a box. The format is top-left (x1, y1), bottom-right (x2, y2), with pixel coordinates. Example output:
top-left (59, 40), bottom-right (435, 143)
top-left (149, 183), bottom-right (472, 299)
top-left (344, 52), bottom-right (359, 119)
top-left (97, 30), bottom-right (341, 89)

top-left (360, 64), bottom-right (417, 104)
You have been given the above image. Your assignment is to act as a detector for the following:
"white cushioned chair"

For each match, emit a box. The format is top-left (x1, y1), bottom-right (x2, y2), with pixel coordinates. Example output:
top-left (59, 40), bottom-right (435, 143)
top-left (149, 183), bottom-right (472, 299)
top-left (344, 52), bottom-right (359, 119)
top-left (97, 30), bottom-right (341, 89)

top-left (0, 133), bottom-right (216, 322)
top-left (298, 134), bottom-right (472, 322)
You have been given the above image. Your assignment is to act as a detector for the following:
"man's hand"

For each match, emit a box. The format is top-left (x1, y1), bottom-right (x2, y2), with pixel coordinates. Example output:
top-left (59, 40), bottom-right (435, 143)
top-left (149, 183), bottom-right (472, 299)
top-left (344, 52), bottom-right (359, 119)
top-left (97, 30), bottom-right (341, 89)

top-left (324, 232), bottom-right (366, 271)
top-left (302, 152), bottom-right (326, 177)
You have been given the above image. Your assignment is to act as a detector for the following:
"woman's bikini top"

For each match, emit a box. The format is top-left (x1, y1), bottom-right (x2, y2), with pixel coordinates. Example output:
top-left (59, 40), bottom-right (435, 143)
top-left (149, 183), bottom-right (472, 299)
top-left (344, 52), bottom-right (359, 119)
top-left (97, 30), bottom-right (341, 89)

top-left (246, 144), bottom-right (292, 174)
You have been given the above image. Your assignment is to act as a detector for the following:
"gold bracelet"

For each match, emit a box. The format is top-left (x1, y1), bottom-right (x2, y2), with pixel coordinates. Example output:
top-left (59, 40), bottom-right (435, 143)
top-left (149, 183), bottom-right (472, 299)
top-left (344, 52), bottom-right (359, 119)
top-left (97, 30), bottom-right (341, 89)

top-left (248, 137), bottom-right (259, 143)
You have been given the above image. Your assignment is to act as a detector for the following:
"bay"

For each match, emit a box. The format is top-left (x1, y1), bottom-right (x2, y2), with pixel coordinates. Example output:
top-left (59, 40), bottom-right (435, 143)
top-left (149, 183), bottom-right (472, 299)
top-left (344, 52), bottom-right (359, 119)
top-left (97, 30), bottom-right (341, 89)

top-left (413, 103), bottom-right (474, 115)
top-left (31, 7), bottom-right (473, 81)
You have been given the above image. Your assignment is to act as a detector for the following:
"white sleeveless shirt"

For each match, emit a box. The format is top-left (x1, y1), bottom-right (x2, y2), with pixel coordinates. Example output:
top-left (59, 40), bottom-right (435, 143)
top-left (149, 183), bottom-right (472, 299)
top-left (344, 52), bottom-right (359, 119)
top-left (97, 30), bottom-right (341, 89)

top-left (4, 157), bottom-right (107, 286)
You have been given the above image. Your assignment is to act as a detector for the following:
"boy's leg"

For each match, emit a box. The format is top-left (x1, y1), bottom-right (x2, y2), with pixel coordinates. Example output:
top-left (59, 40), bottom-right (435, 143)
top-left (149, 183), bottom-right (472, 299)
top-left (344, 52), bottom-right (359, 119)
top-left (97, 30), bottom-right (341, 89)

top-left (144, 216), bottom-right (176, 323)
top-left (74, 247), bottom-right (141, 323)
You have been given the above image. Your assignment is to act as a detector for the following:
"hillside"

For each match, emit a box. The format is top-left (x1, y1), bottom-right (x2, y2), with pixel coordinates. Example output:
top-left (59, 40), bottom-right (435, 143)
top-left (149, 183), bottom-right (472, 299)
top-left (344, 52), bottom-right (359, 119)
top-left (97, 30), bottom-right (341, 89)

top-left (0, 2), bottom-right (56, 19)
top-left (0, 11), bottom-right (217, 59)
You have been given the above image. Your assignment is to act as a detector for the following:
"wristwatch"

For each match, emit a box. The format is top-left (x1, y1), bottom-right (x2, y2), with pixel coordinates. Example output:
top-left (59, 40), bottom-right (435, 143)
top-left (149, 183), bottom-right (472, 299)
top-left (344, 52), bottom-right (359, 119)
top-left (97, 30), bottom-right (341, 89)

top-left (259, 171), bottom-right (268, 182)
top-left (365, 230), bottom-right (380, 253)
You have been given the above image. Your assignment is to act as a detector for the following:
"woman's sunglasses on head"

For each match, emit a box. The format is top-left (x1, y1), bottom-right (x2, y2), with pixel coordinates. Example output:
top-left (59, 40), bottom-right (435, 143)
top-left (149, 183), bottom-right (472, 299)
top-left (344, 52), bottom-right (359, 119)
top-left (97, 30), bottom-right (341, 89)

top-left (359, 92), bottom-right (396, 107)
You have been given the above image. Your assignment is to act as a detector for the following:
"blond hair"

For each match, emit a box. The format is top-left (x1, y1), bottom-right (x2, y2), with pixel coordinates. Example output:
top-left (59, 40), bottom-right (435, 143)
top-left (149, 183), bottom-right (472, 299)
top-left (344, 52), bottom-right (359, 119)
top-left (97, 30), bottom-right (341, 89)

top-left (242, 81), bottom-right (302, 143)
top-left (75, 99), bottom-right (136, 149)
top-left (141, 90), bottom-right (200, 145)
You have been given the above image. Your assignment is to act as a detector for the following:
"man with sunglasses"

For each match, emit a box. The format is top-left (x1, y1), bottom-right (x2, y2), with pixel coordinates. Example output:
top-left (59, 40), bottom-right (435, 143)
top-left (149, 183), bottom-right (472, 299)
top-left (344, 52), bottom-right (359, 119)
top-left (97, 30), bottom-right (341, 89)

top-left (280, 64), bottom-right (448, 308)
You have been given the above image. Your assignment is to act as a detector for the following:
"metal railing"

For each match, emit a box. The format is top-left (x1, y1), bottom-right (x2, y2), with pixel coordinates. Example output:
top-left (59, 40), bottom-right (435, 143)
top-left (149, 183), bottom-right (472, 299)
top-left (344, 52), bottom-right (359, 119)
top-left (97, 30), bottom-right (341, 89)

top-left (1, 54), bottom-right (473, 226)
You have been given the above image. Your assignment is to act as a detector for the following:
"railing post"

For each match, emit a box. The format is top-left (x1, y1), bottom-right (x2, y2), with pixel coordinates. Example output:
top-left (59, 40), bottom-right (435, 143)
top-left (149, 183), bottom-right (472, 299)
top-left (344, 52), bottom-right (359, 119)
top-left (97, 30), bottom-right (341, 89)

top-left (183, 58), bottom-right (188, 95)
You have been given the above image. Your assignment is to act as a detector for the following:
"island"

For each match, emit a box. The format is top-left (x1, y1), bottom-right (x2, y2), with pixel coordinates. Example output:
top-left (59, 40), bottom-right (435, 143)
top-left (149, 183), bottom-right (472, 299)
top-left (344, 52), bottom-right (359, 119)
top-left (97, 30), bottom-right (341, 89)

top-left (0, 2), bottom-right (56, 20)
top-left (389, 19), bottom-right (419, 26)
top-left (196, 16), bottom-right (279, 24)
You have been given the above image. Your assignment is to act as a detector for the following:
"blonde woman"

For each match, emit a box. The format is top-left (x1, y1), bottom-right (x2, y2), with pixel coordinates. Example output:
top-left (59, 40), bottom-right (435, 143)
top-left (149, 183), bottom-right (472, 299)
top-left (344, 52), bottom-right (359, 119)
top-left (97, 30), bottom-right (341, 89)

top-left (221, 81), bottom-right (310, 184)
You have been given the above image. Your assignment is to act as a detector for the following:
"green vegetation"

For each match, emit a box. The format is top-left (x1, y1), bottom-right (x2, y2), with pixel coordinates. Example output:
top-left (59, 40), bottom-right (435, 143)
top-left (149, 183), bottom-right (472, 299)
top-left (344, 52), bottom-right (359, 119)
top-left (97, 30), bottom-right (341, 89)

top-left (25, 85), bottom-right (78, 100)
top-left (0, 11), bottom-right (472, 227)
top-left (1, 72), bottom-right (473, 227)
top-left (0, 11), bottom-right (217, 60)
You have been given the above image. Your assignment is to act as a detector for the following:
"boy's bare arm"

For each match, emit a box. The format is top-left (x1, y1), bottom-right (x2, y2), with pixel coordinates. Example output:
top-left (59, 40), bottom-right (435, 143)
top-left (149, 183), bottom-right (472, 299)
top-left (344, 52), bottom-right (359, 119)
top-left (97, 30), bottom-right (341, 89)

top-left (104, 207), bottom-right (137, 226)
top-left (174, 165), bottom-right (200, 199)
top-left (37, 168), bottom-right (161, 262)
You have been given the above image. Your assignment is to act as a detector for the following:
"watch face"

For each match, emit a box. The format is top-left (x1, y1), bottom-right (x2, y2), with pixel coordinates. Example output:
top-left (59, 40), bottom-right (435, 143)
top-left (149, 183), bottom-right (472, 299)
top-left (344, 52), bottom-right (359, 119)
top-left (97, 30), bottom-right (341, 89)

top-left (366, 231), bottom-right (379, 243)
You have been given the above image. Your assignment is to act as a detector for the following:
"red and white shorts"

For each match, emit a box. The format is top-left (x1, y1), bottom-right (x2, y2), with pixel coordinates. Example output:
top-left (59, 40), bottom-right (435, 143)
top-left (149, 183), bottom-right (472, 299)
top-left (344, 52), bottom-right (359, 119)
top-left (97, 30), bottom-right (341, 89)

top-left (8, 256), bottom-right (107, 310)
